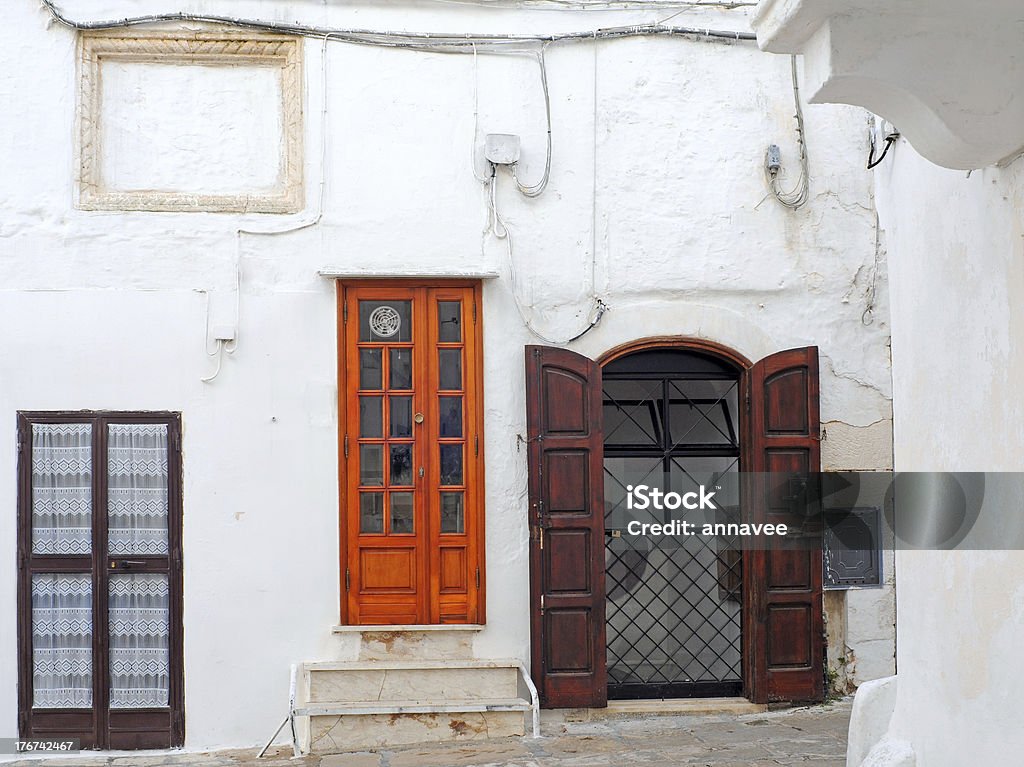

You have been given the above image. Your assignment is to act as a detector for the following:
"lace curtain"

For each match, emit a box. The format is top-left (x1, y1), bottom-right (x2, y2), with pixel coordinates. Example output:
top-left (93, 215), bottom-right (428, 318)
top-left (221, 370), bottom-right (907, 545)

top-left (109, 574), bottom-right (170, 708)
top-left (32, 574), bottom-right (93, 708)
top-left (108, 424), bottom-right (169, 555)
top-left (31, 423), bottom-right (171, 710)
top-left (31, 424), bottom-right (92, 555)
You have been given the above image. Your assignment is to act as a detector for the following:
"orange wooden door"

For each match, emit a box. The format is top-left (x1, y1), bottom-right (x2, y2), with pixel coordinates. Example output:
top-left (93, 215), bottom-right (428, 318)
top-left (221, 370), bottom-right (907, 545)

top-left (339, 282), bottom-right (483, 625)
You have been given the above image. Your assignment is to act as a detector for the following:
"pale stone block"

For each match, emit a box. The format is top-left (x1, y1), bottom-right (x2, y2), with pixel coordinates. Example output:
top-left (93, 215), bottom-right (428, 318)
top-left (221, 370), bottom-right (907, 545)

top-left (310, 670), bottom-right (387, 703)
top-left (309, 711), bottom-right (525, 753)
top-left (357, 630), bottom-right (474, 660)
top-left (310, 666), bottom-right (518, 702)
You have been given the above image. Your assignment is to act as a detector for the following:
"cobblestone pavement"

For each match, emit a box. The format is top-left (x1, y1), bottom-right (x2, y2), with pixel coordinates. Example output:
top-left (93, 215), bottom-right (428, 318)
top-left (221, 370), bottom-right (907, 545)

top-left (6, 699), bottom-right (851, 767)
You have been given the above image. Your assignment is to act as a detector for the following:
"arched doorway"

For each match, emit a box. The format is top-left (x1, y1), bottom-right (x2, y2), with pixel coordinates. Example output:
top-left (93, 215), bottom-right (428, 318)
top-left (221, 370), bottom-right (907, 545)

top-left (525, 340), bottom-right (823, 708)
top-left (601, 344), bottom-right (745, 699)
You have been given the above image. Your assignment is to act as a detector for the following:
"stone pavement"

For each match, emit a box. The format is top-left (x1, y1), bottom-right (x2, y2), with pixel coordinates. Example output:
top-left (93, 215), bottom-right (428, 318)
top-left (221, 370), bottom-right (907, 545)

top-left (5, 699), bottom-right (851, 767)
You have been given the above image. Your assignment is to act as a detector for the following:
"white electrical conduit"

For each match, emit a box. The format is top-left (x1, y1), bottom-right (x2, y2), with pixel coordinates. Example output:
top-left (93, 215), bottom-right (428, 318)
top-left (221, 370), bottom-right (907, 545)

top-left (40, 1), bottom-right (757, 49)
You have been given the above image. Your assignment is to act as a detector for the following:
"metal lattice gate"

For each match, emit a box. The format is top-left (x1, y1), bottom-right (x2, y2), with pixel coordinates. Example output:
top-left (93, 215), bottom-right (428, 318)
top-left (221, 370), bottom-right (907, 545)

top-left (605, 529), bottom-right (742, 698)
top-left (601, 350), bottom-right (744, 700)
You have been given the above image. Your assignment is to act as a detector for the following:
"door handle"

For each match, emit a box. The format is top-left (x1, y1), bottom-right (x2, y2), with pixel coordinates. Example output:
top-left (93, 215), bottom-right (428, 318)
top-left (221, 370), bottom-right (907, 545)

top-left (109, 560), bottom-right (146, 571)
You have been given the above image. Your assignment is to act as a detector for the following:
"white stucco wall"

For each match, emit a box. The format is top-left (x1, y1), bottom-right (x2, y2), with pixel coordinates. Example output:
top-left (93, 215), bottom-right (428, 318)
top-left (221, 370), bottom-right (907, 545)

top-left (873, 142), bottom-right (1024, 766)
top-left (1, 0), bottom-right (893, 751)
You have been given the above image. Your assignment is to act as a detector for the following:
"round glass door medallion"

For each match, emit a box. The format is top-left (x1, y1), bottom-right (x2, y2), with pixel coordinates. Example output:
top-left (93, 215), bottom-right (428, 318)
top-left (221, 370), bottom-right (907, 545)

top-left (369, 305), bottom-right (402, 338)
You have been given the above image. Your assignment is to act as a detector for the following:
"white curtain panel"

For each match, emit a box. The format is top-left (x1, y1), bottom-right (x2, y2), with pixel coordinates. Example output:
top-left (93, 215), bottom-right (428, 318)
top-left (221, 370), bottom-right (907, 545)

top-left (107, 424), bottom-right (169, 555)
top-left (31, 423), bottom-right (92, 555)
top-left (109, 574), bottom-right (170, 708)
top-left (32, 574), bottom-right (93, 708)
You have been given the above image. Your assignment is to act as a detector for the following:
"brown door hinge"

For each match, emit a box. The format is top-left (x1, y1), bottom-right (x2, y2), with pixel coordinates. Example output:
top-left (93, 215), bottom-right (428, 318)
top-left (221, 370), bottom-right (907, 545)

top-left (345, 568), bottom-right (350, 591)
top-left (472, 301), bottom-right (477, 324)
top-left (475, 567), bottom-right (480, 589)
top-left (344, 434), bottom-right (349, 458)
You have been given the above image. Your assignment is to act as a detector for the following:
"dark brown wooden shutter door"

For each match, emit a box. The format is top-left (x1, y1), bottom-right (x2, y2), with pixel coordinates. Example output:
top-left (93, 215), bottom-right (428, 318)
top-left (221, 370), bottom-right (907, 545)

top-left (745, 347), bottom-right (824, 704)
top-left (526, 346), bottom-right (607, 708)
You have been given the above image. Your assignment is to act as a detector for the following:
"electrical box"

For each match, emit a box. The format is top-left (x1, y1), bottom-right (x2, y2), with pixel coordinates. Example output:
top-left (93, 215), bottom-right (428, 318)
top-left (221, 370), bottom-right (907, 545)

top-left (485, 134), bottom-right (521, 165)
top-left (212, 325), bottom-right (237, 342)
top-left (766, 144), bottom-right (782, 174)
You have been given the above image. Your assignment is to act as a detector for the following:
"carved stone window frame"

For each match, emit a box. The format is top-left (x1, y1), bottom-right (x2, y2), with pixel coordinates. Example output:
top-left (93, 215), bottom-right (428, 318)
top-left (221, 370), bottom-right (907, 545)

top-left (77, 28), bottom-right (304, 214)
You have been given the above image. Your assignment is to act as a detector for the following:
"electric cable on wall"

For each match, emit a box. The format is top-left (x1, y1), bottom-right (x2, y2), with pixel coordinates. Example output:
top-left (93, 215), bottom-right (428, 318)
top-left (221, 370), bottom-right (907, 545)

top-left (764, 55), bottom-right (810, 210)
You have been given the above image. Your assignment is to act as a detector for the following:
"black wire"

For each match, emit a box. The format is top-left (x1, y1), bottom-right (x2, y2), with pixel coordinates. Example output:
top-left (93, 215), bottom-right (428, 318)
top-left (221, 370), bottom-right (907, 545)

top-left (868, 134), bottom-right (898, 170)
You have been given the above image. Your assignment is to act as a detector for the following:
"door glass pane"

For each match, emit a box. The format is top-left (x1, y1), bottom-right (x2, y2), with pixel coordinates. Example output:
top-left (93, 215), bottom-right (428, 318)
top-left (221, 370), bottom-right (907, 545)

top-left (390, 444), bottom-right (413, 486)
top-left (360, 445), bottom-right (383, 486)
top-left (360, 493), bottom-right (384, 533)
top-left (438, 301), bottom-right (462, 343)
top-left (390, 492), bottom-right (414, 534)
top-left (439, 444), bottom-right (463, 486)
top-left (109, 574), bottom-right (169, 709)
top-left (359, 300), bottom-right (412, 342)
top-left (668, 380), bottom-right (739, 448)
top-left (32, 573), bottom-right (93, 708)
top-left (440, 492), bottom-right (465, 534)
top-left (602, 379), bottom-right (663, 448)
top-left (359, 396), bottom-right (382, 438)
top-left (31, 423), bottom-right (92, 555)
top-left (108, 424), bottom-right (169, 556)
top-left (389, 348), bottom-right (413, 390)
top-left (438, 349), bottom-right (462, 391)
top-left (359, 349), bottom-right (383, 390)
top-left (439, 396), bottom-right (463, 437)
top-left (390, 396), bottom-right (412, 438)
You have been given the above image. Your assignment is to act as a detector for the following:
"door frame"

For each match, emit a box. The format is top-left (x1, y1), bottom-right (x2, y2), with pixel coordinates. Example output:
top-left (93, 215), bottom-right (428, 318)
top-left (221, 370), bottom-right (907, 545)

top-left (16, 411), bottom-right (185, 749)
top-left (336, 280), bottom-right (487, 625)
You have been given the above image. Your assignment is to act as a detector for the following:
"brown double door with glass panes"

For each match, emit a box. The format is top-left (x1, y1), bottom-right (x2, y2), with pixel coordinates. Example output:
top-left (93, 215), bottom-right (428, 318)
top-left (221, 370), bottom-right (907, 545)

top-left (17, 412), bottom-right (184, 750)
top-left (339, 282), bottom-right (484, 625)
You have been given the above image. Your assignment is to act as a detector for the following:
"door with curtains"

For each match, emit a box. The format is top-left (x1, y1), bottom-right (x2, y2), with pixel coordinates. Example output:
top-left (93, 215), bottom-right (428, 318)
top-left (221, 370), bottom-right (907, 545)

top-left (17, 412), bottom-right (184, 750)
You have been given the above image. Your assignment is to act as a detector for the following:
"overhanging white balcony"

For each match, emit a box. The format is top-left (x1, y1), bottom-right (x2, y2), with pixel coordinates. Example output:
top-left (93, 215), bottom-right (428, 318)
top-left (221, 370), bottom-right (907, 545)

top-left (753, 0), bottom-right (1024, 169)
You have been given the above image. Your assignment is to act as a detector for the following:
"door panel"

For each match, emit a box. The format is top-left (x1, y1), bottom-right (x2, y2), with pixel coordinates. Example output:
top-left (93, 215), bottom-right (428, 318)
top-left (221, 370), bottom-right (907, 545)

top-left (745, 347), bottom-right (824, 704)
top-left (18, 413), bottom-right (184, 750)
top-left (526, 346), bottom-right (607, 708)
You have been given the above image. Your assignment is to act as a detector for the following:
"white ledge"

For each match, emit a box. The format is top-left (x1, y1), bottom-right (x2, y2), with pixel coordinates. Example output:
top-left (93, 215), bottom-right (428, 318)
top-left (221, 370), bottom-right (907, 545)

top-left (332, 623), bottom-right (485, 633)
top-left (319, 269), bottom-right (500, 280)
top-left (753, 0), bottom-right (1024, 169)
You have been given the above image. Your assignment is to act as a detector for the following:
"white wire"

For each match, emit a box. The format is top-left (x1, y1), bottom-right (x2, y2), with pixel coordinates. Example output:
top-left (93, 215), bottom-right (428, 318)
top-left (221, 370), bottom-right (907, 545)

top-left (469, 44), bottom-right (493, 185)
top-left (766, 55), bottom-right (810, 210)
top-left (419, 0), bottom-right (757, 9)
top-left (512, 48), bottom-right (553, 198)
top-left (202, 35), bottom-right (332, 382)
top-left (487, 173), bottom-right (606, 345)
top-left (40, 1), bottom-right (757, 49)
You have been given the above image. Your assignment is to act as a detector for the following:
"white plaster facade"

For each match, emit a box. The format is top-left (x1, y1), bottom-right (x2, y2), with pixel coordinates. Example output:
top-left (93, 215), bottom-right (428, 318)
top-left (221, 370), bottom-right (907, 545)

top-left (2, 0), bottom-right (896, 754)
top-left (753, 2), bottom-right (1024, 764)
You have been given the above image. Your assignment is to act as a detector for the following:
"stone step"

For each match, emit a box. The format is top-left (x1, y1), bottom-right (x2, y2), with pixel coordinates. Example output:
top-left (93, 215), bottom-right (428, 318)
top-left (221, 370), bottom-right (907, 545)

top-left (307, 710), bottom-right (526, 753)
top-left (306, 659), bottom-right (521, 703)
top-left (296, 696), bottom-right (532, 716)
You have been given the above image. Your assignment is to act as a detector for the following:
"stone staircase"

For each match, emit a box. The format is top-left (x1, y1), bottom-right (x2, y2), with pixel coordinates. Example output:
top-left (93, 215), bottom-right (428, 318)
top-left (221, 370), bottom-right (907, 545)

top-left (289, 630), bottom-right (539, 755)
